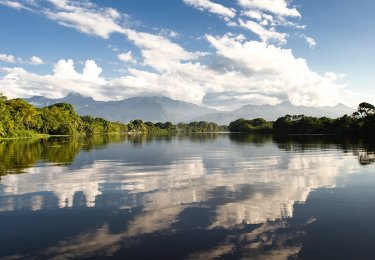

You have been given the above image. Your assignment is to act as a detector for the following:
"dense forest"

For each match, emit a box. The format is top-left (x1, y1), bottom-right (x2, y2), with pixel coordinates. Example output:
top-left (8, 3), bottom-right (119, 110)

top-left (0, 94), bottom-right (226, 138)
top-left (229, 102), bottom-right (375, 137)
top-left (272, 102), bottom-right (375, 136)
top-left (229, 118), bottom-right (273, 134)
top-left (1, 93), bottom-right (374, 138)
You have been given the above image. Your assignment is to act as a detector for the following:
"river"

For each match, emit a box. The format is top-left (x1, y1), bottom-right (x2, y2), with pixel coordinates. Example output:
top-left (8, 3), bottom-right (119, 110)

top-left (0, 134), bottom-right (374, 259)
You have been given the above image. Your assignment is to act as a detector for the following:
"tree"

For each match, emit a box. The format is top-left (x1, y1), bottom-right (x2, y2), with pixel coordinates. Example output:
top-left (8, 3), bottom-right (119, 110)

top-left (7, 98), bottom-right (41, 131)
top-left (0, 94), bottom-right (14, 137)
top-left (130, 119), bottom-right (147, 132)
top-left (229, 118), bottom-right (272, 133)
top-left (357, 102), bottom-right (375, 118)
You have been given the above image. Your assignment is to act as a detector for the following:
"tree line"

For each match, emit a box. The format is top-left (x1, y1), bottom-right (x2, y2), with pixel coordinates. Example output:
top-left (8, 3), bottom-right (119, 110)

top-left (0, 94), bottom-right (226, 138)
top-left (228, 102), bottom-right (375, 137)
top-left (1, 93), bottom-right (373, 138)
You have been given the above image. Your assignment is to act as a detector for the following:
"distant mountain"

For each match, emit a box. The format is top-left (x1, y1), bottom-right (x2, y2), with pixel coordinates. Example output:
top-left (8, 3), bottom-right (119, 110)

top-left (26, 93), bottom-right (355, 124)
top-left (194, 101), bottom-right (355, 124)
top-left (26, 93), bottom-right (217, 123)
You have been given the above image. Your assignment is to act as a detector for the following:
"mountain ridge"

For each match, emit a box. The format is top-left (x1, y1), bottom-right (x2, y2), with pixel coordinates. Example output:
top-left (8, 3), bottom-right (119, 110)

top-left (25, 93), bottom-right (355, 124)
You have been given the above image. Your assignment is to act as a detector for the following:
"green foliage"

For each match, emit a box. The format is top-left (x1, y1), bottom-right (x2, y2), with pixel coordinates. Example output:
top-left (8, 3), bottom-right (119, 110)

top-left (176, 121), bottom-right (224, 133)
top-left (0, 94), bottom-right (227, 139)
top-left (0, 95), bottom-right (129, 138)
top-left (40, 103), bottom-right (83, 135)
top-left (273, 115), bottom-right (334, 135)
top-left (229, 118), bottom-right (273, 133)
top-left (229, 102), bottom-right (375, 137)
top-left (272, 102), bottom-right (375, 137)
top-left (0, 135), bottom-right (129, 176)
top-left (0, 94), bottom-right (13, 137)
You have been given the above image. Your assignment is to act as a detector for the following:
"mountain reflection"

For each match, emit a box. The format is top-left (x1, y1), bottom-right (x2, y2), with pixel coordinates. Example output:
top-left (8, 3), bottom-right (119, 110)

top-left (0, 134), bottom-right (373, 258)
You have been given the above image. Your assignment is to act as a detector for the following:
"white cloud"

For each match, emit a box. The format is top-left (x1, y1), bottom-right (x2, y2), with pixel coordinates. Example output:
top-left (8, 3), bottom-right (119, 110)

top-left (124, 29), bottom-right (203, 72)
top-left (242, 10), bottom-right (262, 21)
top-left (0, 53), bottom-right (16, 63)
top-left (205, 34), bottom-right (347, 107)
top-left (0, 53), bottom-right (45, 65)
top-left (238, 0), bottom-right (301, 18)
top-left (237, 0), bottom-right (309, 46)
top-left (183, 0), bottom-right (236, 18)
top-left (239, 19), bottom-right (287, 44)
top-left (0, 33), bottom-right (353, 109)
top-left (0, 0), bottom-right (355, 108)
top-left (53, 59), bottom-right (104, 83)
top-left (9, 1), bottom-right (203, 73)
top-left (82, 60), bottom-right (104, 82)
top-left (53, 59), bottom-right (79, 79)
top-left (0, 0), bottom-right (28, 10)
top-left (30, 56), bottom-right (44, 65)
top-left (301, 34), bottom-right (317, 49)
top-left (0, 59), bottom-right (106, 100)
top-left (44, 0), bottom-right (125, 39)
top-left (117, 51), bottom-right (135, 63)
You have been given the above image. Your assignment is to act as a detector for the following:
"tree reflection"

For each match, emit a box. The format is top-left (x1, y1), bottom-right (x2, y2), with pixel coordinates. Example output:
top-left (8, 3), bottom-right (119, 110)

top-left (179, 133), bottom-right (220, 142)
top-left (0, 135), bottom-right (126, 177)
top-left (1, 134), bottom-right (375, 179)
top-left (1, 134), bottom-right (375, 258)
top-left (229, 133), bottom-right (273, 145)
top-left (273, 135), bottom-right (375, 166)
top-left (0, 139), bottom-right (44, 175)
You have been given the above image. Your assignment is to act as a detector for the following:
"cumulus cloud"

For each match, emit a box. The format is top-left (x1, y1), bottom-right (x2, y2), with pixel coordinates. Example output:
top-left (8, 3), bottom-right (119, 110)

top-left (117, 51), bottom-right (135, 63)
top-left (30, 56), bottom-right (44, 65)
top-left (183, 0), bottom-right (236, 19)
top-left (0, 32), bottom-right (352, 109)
top-left (53, 59), bottom-right (104, 83)
top-left (0, 0), bottom-right (354, 108)
top-left (0, 59), bottom-right (106, 99)
top-left (0, 53), bottom-right (45, 65)
top-left (205, 34), bottom-right (346, 107)
top-left (0, 53), bottom-right (16, 63)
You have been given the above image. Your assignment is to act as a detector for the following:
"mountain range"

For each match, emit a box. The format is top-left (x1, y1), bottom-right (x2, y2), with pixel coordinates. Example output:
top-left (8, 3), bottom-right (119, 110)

top-left (26, 93), bottom-right (355, 125)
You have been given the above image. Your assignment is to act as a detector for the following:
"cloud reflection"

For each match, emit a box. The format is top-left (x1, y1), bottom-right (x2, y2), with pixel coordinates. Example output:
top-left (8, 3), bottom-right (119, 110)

top-left (0, 136), bottom-right (367, 258)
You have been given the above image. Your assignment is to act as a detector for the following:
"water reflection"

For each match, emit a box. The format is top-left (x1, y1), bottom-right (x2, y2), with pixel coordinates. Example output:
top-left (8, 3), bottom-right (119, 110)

top-left (0, 134), bottom-right (374, 258)
top-left (272, 135), bottom-right (375, 166)
top-left (0, 135), bottom-right (130, 176)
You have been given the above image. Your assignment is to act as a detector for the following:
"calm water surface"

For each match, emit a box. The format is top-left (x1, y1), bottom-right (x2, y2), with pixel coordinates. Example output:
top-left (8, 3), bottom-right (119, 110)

top-left (0, 134), bottom-right (375, 259)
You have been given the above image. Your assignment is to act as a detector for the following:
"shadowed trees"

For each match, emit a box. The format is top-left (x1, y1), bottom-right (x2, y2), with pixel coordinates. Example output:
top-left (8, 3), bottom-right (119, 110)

top-left (229, 118), bottom-right (272, 133)
top-left (227, 102), bottom-right (375, 137)
top-left (271, 102), bottom-right (375, 137)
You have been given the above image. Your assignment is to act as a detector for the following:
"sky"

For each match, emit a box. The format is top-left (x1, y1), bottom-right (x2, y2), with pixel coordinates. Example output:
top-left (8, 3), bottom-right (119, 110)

top-left (0, 0), bottom-right (374, 110)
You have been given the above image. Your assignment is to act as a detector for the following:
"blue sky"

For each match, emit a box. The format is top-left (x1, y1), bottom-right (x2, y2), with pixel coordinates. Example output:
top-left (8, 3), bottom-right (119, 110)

top-left (0, 0), bottom-right (374, 110)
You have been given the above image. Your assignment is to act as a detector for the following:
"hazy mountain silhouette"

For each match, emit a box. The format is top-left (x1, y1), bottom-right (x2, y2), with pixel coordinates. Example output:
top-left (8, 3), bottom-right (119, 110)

top-left (195, 101), bottom-right (355, 124)
top-left (26, 93), bottom-right (354, 124)
top-left (26, 93), bottom-right (217, 123)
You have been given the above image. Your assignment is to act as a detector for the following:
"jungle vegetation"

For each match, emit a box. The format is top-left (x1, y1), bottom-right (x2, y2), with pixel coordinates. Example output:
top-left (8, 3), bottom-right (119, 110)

top-left (229, 102), bottom-right (375, 137)
top-left (272, 102), bottom-right (375, 136)
top-left (1, 93), bottom-right (373, 138)
top-left (0, 94), bottom-right (226, 138)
